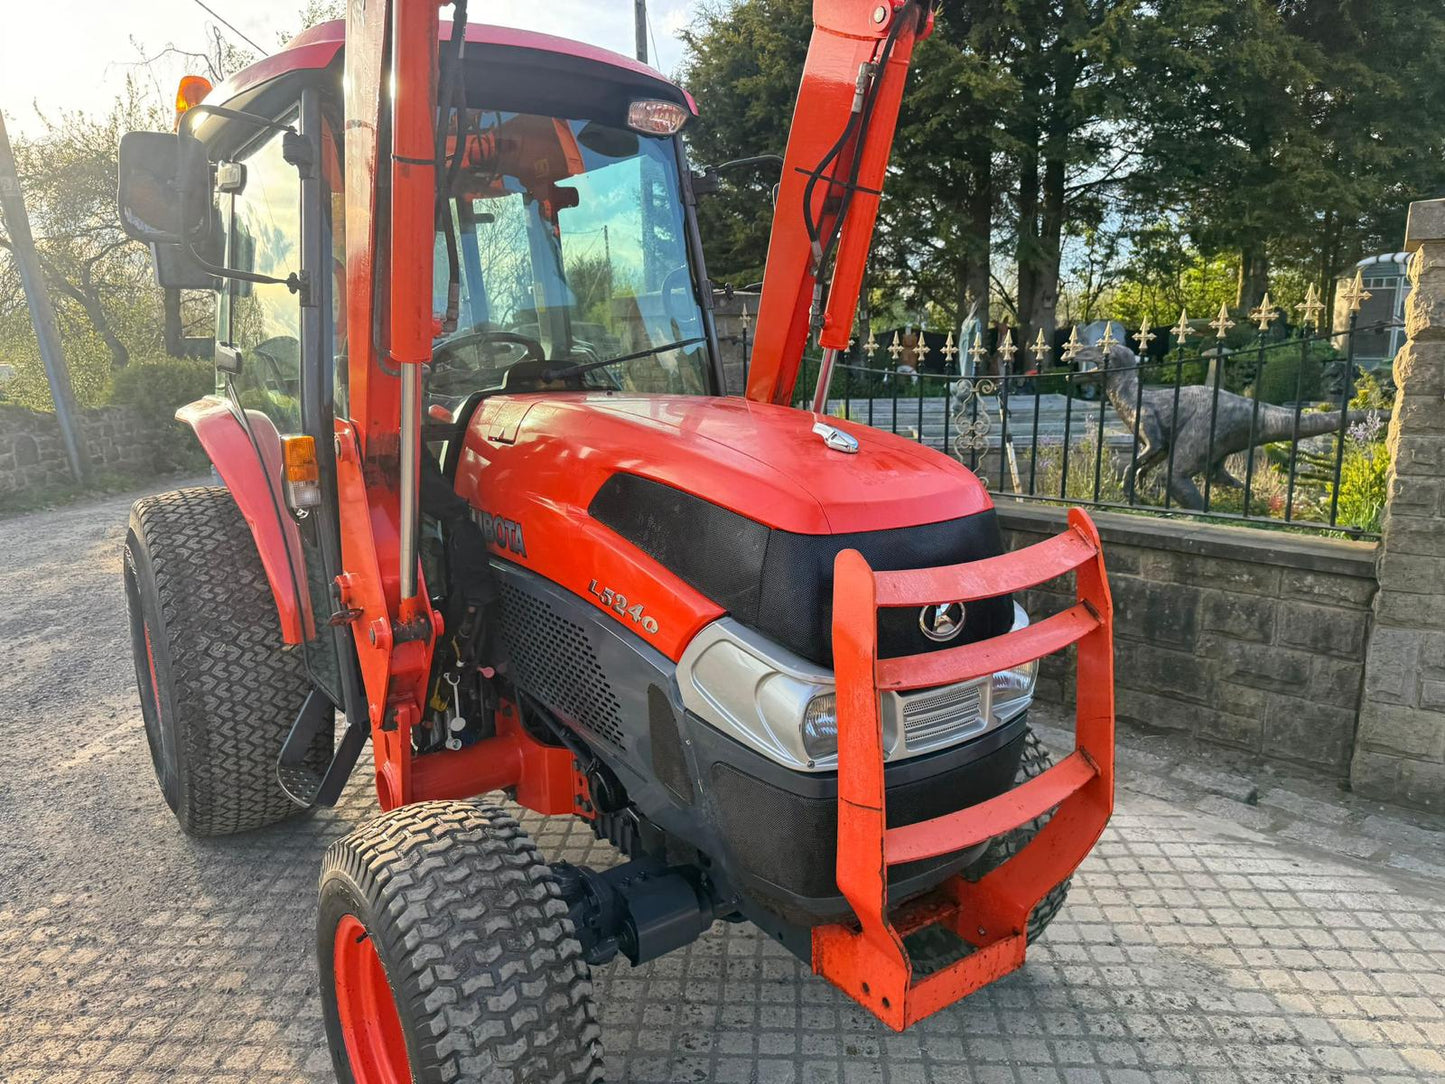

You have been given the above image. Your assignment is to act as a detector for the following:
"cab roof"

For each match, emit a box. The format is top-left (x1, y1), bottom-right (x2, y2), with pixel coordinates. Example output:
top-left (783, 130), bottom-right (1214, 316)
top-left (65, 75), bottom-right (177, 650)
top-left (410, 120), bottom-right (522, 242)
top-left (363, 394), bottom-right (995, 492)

top-left (210, 19), bottom-right (697, 115)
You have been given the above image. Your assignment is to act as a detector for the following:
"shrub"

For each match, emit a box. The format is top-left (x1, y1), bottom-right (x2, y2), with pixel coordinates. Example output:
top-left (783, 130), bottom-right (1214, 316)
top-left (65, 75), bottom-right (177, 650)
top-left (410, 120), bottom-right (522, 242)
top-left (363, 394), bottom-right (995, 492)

top-left (108, 356), bottom-right (216, 470)
top-left (1350, 370), bottom-right (1395, 411)
top-left (1334, 412), bottom-right (1390, 535)
top-left (1252, 343), bottom-right (1329, 404)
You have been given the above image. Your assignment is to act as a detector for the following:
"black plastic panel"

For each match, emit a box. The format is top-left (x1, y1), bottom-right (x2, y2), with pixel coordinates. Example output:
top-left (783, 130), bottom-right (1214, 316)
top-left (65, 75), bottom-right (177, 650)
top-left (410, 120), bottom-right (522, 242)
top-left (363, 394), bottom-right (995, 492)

top-left (589, 473), bottom-right (1013, 666)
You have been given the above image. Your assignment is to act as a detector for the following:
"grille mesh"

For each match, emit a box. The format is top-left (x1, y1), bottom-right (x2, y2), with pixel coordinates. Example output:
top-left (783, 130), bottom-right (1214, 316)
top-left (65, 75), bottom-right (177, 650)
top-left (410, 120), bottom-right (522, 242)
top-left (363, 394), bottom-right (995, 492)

top-left (499, 582), bottom-right (625, 749)
top-left (901, 680), bottom-right (987, 749)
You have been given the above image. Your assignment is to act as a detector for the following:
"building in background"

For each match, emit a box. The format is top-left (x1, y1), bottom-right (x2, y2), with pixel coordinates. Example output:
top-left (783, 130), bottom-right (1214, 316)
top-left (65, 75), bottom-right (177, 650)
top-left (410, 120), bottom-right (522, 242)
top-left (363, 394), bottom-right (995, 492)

top-left (1334, 252), bottom-right (1411, 369)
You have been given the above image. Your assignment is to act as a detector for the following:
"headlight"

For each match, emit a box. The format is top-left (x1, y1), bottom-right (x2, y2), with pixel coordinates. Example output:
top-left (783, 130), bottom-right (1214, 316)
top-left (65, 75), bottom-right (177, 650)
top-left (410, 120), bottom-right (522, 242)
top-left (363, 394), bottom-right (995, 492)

top-left (800, 693), bottom-right (839, 761)
top-left (677, 604), bottom-right (1040, 773)
top-left (677, 620), bottom-right (842, 770)
top-left (990, 603), bottom-right (1038, 723)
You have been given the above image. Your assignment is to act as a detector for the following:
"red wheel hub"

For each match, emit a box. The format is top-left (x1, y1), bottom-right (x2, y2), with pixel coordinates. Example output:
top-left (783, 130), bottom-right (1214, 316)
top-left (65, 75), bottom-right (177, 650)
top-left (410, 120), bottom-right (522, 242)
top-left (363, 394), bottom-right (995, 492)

top-left (333, 914), bottom-right (412, 1084)
top-left (142, 624), bottom-right (161, 714)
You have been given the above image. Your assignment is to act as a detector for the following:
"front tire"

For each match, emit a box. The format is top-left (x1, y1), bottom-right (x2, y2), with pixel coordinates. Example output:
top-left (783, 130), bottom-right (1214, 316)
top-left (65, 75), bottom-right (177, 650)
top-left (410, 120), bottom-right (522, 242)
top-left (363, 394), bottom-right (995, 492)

top-left (123, 486), bottom-right (329, 835)
top-left (966, 727), bottom-right (1072, 943)
top-left (318, 802), bottom-right (604, 1084)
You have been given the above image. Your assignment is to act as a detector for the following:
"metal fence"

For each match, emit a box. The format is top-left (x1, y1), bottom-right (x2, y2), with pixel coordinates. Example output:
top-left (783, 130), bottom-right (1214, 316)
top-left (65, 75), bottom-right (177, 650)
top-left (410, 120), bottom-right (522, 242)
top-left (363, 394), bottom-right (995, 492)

top-left (781, 284), bottom-right (1397, 540)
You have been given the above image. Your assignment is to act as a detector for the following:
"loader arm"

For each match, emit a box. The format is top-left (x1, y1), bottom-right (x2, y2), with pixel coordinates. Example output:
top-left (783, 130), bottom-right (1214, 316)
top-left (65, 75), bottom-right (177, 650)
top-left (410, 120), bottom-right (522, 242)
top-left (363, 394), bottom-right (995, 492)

top-left (746, 0), bottom-right (934, 407)
top-left (338, 0), bottom-right (444, 805)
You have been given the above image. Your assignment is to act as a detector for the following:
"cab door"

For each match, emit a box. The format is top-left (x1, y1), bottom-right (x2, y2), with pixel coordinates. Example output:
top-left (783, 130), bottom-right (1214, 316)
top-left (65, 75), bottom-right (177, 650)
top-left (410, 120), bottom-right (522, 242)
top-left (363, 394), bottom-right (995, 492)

top-left (212, 86), bottom-right (359, 728)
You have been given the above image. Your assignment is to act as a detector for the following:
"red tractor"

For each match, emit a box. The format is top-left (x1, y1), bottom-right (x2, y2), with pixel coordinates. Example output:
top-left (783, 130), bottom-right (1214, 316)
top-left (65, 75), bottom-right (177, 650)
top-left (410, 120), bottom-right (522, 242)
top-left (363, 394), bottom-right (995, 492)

top-left (116, 2), bottom-right (1115, 1079)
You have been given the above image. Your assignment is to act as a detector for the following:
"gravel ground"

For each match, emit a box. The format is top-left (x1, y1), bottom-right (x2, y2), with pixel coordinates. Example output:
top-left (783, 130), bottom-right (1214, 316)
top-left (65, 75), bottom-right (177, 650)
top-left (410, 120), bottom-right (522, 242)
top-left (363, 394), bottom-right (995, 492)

top-left (1, 482), bottom-right (1443, 1084)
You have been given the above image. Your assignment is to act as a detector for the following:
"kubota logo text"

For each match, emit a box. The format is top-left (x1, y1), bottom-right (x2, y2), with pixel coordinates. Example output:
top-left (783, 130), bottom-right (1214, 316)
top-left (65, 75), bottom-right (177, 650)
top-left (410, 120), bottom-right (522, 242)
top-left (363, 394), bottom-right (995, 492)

top-left (475, 510), bottom-right (527, 557)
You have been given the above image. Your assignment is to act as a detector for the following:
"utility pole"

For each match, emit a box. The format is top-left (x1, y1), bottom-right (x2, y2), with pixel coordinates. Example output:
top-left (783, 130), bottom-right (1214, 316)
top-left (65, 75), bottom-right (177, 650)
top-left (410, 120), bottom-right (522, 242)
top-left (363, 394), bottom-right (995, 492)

top-left (0, 112), bottom-right (86, 483)
top-left (634, 0), bottom-right (648, 64)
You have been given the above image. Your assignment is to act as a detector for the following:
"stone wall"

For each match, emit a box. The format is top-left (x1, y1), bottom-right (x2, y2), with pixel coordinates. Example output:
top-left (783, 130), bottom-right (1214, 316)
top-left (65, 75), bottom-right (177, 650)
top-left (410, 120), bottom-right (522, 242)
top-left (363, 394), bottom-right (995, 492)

top-left (997, 503), bottom-right (1378, 777)
top-left (0, 405), bottom-right (163, 498)
top-left (1351, 199), bottom-right (1445, 813)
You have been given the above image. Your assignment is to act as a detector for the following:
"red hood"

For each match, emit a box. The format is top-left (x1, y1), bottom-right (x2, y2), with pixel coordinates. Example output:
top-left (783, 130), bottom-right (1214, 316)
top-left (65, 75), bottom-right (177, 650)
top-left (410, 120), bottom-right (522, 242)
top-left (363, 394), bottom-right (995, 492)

top-left (469, 393), bottom-right (991, 536)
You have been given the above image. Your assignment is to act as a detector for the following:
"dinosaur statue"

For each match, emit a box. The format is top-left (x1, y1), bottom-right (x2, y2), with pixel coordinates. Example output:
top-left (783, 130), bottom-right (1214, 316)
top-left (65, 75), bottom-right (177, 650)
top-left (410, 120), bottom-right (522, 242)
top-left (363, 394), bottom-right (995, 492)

top-left (1074, 343), bottom-right (1362, 509)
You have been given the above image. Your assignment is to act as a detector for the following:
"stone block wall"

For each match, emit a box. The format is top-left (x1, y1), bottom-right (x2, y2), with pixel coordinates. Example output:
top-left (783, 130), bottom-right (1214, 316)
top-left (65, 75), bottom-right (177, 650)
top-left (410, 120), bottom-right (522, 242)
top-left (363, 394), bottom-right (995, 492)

top-left (1351, 199), bottom-right (1445, 813)
top-left (998, 503), bottom-right (1378, 777)
top-left (0, 405), bottom-right (163, 498)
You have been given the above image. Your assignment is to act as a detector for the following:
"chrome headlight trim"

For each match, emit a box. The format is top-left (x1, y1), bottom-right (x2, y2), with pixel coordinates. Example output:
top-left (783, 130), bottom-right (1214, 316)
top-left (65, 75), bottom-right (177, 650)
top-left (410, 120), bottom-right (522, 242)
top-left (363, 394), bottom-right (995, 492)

top-left (677, 602), bottom-right (1037, 774)
top-left (676, 618), bottom-right (838, 770)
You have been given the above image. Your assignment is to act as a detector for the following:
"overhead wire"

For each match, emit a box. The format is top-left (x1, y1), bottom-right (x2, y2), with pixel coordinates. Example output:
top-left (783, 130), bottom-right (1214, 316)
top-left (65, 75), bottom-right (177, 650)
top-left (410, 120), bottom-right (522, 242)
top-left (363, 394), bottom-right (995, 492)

top-left (188, 0), bottom-right (266, 54)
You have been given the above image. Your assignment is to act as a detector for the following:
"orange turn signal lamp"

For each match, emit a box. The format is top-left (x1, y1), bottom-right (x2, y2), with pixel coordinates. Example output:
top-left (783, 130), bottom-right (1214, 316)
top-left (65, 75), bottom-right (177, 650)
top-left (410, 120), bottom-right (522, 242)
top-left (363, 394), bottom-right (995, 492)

top-left (174, 75), bottom-right (213, 130)
top-left (282, 435), bottom-right (322, 513)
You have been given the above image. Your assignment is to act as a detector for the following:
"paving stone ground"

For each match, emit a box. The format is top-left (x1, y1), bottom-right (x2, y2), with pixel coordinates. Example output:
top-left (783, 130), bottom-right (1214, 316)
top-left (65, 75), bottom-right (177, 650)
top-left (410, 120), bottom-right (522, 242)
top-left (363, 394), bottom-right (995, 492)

top-left (2, 484), bottom-right (1443, 1084)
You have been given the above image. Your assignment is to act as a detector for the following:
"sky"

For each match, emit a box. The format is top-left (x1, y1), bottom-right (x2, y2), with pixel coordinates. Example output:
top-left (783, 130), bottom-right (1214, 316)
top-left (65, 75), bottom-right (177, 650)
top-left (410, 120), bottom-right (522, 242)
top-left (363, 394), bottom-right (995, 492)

top-left (0, 0), bottom-right (704, 138)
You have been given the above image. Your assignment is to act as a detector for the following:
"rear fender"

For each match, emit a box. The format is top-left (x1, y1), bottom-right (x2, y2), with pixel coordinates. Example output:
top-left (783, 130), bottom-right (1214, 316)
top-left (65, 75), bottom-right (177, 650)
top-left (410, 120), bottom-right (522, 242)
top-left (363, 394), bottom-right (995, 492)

top-left (175, 396), bottom-right (314, 644)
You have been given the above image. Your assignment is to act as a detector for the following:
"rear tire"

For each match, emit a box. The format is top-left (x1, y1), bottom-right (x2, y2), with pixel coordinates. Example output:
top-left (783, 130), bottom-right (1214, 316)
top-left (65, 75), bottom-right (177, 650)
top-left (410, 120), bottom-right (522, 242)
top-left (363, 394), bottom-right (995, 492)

top-left (966, 726), bottom-right (1071, 943)
top-left (318, 802), bottom-right (604, 1084)
top-left (123, 486), bottom-right (329, 836)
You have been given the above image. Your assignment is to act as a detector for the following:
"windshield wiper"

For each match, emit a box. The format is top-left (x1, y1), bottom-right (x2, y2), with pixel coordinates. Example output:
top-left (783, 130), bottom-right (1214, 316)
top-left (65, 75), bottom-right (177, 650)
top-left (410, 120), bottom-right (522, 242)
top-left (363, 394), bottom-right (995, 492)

top-left (541, 337), bottom-right (706, 383)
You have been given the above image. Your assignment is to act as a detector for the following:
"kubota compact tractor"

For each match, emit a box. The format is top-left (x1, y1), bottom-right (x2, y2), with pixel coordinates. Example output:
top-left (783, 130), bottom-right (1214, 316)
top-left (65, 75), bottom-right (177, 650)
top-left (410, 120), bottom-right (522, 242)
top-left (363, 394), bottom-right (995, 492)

top-left (115, 1), bottom-right (1115, 1079)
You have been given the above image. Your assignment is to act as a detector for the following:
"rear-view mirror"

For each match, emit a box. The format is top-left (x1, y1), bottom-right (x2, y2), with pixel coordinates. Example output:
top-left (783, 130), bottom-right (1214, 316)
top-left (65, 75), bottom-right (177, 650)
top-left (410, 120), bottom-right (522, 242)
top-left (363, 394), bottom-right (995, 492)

top-left (116, 131), bottom-right (212, 245)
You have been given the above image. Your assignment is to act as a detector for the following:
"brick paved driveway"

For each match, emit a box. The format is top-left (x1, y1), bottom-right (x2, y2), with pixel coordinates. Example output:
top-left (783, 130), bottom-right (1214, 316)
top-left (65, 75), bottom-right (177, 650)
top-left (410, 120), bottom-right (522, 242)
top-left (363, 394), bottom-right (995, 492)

top-left (2, 486), bottom-right (1443, 1084)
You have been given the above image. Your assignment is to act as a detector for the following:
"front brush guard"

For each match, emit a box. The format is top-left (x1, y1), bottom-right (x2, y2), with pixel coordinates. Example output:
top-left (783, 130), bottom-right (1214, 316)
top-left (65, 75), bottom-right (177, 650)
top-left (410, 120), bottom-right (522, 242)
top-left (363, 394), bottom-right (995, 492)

top-left (813, 508), bottom-right (1115, 1030)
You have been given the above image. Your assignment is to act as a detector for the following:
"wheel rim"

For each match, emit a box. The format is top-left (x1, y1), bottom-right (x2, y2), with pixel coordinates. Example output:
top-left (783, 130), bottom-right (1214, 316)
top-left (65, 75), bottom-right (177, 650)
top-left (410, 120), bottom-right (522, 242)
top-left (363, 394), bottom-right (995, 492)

top-left (333, 915), bottom-right (412, 1084)
top-left (125, 554), bottom-right (177, 799)
top-left (138, 621), bottom-right (175, 785)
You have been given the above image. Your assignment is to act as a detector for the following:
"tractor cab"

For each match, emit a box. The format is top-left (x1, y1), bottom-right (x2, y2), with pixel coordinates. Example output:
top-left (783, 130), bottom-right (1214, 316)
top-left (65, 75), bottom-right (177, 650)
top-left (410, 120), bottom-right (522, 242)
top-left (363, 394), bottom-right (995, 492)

top-left (116, 20), bottom-right (722, 743)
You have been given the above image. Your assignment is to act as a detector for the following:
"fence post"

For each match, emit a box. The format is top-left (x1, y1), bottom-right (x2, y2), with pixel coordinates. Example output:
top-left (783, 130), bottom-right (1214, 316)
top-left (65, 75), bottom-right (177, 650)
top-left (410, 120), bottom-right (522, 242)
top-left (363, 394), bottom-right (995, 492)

top-left (1351, 199), bottom-right (1445, 812)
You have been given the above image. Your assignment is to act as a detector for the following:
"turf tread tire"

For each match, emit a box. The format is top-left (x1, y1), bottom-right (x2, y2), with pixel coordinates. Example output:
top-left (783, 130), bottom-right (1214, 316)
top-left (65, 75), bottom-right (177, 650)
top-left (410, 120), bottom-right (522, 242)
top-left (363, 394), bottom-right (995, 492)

top-left (318, 801), bottom-right (604, 1084)
top-left (967, 728), bottom-right (1071, 943)
top-left (124, 485), bottom-right (326, 835)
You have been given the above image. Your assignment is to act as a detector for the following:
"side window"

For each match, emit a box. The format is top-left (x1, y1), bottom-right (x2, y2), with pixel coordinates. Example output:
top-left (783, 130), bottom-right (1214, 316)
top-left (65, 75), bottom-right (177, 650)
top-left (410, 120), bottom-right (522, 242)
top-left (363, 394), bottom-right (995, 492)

top-left (219, 120), bottom-right (303, 433)
top-left (320, 110), bottom-right (348, 418)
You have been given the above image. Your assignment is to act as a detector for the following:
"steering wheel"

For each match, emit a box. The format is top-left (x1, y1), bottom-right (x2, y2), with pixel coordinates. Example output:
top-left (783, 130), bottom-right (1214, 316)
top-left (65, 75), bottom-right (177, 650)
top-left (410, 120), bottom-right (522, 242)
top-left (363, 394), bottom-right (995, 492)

top-left (429, 329), bottom-right (546, 395)
top-left (660, 264), bottom-right (700, 331)
top-left (252, 335), bottom-right (299, 395)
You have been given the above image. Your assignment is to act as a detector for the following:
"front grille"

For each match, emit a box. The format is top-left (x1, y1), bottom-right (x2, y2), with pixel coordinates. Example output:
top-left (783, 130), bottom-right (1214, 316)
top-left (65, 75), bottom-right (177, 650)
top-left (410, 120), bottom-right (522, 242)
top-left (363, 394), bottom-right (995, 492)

top-left (899, 679), bottom-right (988, 751)
top-left (499, 581), bottom-right (625, 749)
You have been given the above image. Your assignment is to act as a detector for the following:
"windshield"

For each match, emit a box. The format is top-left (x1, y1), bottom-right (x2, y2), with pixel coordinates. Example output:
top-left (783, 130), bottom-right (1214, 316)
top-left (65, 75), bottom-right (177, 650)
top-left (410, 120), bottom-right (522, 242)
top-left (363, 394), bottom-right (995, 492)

top-left (427, 110), bottom-right (710, 400)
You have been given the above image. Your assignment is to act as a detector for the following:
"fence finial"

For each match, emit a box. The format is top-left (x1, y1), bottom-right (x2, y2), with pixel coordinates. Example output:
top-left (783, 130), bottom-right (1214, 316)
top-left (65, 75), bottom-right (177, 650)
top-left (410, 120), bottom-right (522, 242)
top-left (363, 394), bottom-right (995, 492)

top-left (998, 332), bottom-right (1018, 365)
top-left (1099, 323), bottom-right (1119, 351)
top-left (1030, 328), bottom-right (1051, 363)
top-left (1172, 308), bottom-right (1193, 345)
top-left (1249, 292), bottom-right (1279, 332)
top-left (1137, 316), bottom-right (1156, 350)
top-left (915, 333), bottom-right (932, 363)
top-left (941, 331), bottom-right (957, 364)
top-left (1340, 268), bottom-right (1373, 313)
top-left (865, 330), bottom-right (878, 358)
top-left (1210, 301), bottom-right (1235, 339)
top-left (1296, 284), bottom-right (1324, 328)
top-left (887, 331), bottom-right (904, 360)
top-left (1062, 325), bottom-right (1084, 362)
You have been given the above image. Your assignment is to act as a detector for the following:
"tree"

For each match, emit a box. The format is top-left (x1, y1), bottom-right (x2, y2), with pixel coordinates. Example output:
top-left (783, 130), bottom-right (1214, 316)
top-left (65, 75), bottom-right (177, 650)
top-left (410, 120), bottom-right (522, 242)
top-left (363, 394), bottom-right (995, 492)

top-left (0, 3), bottom-right (346, 408)
top-left (679, 0), bottom-right (813, 288)
top-left (1130, 0), bottom-right (1445, 312)
top-left (680, 0), bottom-right (1149, 355)
top-left (871, 4), bottom-right (1014, 328)
top-left (0, 83), bottom-right (173, 378)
